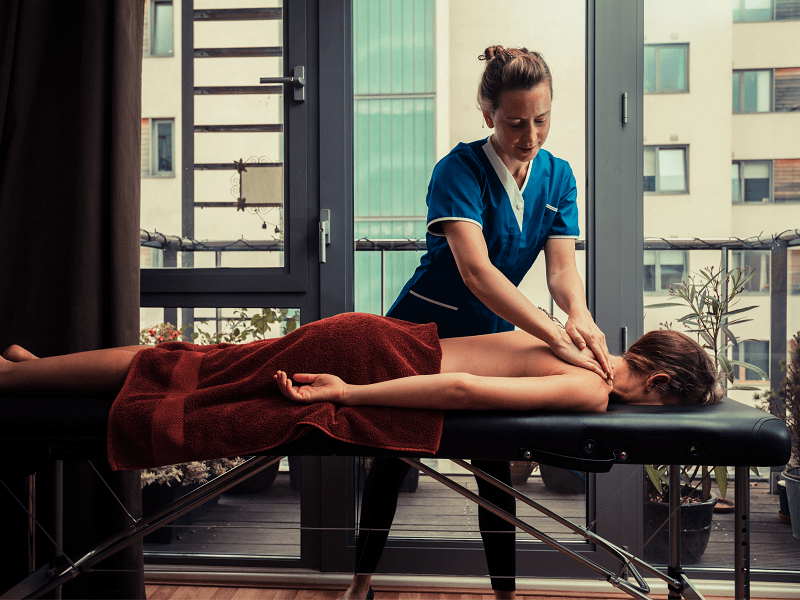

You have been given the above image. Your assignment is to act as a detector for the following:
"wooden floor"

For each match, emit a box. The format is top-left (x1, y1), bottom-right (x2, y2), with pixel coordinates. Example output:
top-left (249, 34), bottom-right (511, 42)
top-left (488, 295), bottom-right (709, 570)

top-left (144, 583), bottom-right (741, 599)
top-left (144, 470), bottom-right (800, 572)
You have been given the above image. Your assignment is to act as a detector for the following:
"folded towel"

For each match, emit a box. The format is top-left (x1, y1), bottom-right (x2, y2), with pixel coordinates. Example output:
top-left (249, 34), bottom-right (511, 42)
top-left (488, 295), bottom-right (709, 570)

top-left (107, 313), bottom-right (444, 471)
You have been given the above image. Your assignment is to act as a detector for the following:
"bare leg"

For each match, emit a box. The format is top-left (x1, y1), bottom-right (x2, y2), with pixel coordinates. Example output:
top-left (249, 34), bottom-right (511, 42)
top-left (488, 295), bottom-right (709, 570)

top-left (0, 346), bottom-right (140, 394)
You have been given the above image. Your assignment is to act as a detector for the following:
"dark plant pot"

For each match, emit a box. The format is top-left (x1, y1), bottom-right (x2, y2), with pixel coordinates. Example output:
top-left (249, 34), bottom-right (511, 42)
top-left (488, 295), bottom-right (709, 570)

top-left (289, 456), bottom-right (302, 491)
top-left (141, 481), bottom-right (219, 544)
top-left (401, 467), bottom-right (420, 493)
top-left (782, 467), bottom-right (800, 539)
top-left (777, 479), bottom-right (790, 524)
top-left (643, 492), bottom-right (718, 564)
top-left (510, 461), bottom-right (537, 486)
top-left (224, 460), bottom-right (280, 495)
top-left (540, 464), bottom-right (585, 495)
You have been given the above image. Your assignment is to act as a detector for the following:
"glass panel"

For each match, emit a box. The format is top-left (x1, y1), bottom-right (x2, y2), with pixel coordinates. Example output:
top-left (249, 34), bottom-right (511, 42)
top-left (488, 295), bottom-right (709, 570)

top-left (659, 46), bottom-right (686, 92)
top-left (645, 1), bottom-right (790, 571)
top-left (658, 148), bottom-right (686, 191)
top-left (156, 121), bottom-right (173, 173)
top-left (353, 0), bottom-right (589, 554)
top-left (644, 147), bottom-right (656, 191)
top-left (743, 161), bottom-right (770, 202)
top-left (644, 46), bottom-right (656, 93)
top-left (743, 0), bottom-right (773, 21)
top-left (742, 70), bottom-right (771, 112)
top-left (735, 340), bottom-right (769, 380)
top-left (141, 0), bottom-right (286, 269)
top-left (139, 305), bottom-right (301, 558)
top-left (153, 1), bottom-right (174, 55)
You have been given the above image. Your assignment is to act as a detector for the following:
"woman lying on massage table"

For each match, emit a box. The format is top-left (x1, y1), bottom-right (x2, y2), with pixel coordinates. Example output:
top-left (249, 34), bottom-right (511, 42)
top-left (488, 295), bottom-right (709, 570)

top-left (1, 312), bottom-right (719, 411)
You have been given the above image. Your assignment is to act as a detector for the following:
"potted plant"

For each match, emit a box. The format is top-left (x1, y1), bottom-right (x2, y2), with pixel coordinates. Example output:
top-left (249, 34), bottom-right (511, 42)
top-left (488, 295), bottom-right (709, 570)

top-left (755, 332), bottom-right (800, 537)
top-left (643, 265), bottom-right (766, 563)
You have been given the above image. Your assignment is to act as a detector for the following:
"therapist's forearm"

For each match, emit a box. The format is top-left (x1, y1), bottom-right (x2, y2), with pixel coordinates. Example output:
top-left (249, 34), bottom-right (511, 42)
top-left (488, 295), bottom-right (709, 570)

top-left (461, 263), bottom-right (565, 345)
top-left (547, 266), bottom-right (590, 318)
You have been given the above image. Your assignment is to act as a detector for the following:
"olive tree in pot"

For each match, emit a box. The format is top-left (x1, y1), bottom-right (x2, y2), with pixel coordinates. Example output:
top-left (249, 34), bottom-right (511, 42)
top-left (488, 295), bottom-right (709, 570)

top-left (756, 331), bottom-right (800, 536)
top-left (643, 265), bottom-right (765, 563)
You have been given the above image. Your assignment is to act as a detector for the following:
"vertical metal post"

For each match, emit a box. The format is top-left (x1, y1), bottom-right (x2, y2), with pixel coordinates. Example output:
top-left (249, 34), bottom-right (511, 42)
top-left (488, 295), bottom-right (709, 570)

top-left (54, 460), bottom-right (63, 599)
top-left (734, 465), bottom-right (751, 600)
top-left (380, 248), bottom-right (386, 316)
top-left (667, 465), bottom-right (681, 599)
top-left (25, 474), bottom-right (35, 575)
top-left (769, 240), bottom-right (788, 494)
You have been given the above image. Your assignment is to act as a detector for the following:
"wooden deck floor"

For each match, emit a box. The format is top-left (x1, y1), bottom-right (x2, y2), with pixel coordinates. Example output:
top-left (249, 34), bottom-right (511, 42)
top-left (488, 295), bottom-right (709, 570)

top-left (144, 470), bottom-right (800, 572)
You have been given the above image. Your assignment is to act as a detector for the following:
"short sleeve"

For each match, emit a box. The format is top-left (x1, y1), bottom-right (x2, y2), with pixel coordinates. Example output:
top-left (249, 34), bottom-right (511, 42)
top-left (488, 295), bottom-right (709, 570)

top-left (547, 166), bottom-right (580, 239)
top-left (426, 150), bottom-right (486, 237)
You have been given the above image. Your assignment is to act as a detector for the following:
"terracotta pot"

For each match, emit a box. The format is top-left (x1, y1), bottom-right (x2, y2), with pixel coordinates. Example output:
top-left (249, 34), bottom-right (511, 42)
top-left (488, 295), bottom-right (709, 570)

top-left (510, 461), bottom-right (537, 486)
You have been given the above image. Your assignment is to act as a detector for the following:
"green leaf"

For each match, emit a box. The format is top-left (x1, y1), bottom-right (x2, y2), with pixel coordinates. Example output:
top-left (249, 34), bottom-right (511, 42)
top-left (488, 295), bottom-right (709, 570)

top-left (725, 305), bottom-right (758, 316)
top-left (728, 385), bottom-right (763, 391)
top-left (644, 464), bottom-right (663, 494)
top-left (714, 466), bottom-right (728, 498)
top-left (644, 302), bottom-right (685, 309)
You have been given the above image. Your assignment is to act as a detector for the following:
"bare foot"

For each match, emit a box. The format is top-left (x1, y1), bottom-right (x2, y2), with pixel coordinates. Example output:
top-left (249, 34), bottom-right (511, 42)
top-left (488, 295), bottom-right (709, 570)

top-left (342, 574), bottom-right (372, 599)
top-left (2, 345), bottom-right (39, 362)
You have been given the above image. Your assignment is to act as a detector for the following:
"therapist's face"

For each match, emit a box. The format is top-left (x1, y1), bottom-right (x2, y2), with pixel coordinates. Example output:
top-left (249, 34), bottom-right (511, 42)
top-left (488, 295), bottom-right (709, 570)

top-left (483, 83), bottom-right (551, 166)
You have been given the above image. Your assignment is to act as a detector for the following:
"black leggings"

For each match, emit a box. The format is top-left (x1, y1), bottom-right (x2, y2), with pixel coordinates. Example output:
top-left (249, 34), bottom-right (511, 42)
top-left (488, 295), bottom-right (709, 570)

top-left (354, 457), bottom-right (516, 592)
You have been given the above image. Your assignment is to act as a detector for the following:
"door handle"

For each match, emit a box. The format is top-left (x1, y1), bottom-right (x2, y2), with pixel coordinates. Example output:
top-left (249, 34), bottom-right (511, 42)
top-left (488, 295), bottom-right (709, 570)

top-left (260, 66), bottom-right (305, 102)
top-left (319, 209), bottom-right (331, 264)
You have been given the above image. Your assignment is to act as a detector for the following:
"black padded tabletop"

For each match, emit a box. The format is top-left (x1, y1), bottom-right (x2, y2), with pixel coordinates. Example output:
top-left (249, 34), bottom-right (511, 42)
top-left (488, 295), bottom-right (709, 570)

top-left (0, 395), bottom-right (790, 473)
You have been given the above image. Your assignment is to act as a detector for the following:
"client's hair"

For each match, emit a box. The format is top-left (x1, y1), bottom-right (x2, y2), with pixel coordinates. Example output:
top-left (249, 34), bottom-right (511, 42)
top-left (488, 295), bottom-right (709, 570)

top-left (624, 330), bottom-right (722, 405)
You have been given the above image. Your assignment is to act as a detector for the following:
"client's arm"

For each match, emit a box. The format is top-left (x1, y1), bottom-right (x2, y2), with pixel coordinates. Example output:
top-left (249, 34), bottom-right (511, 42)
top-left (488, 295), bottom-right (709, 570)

top-left (274, 370), bottom-right (610, 413)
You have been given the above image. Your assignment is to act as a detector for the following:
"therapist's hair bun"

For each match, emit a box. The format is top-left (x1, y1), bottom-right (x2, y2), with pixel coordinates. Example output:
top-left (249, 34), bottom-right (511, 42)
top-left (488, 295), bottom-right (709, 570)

top-left (624, 330), bottom-right (723, 406)
top-left (477, 46), bottom-right (553, 112)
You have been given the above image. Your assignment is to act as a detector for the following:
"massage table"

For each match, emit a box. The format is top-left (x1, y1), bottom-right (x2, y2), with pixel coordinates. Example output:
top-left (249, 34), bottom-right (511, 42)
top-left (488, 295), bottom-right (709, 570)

top-left (0, 393), bottom-right (791, 600)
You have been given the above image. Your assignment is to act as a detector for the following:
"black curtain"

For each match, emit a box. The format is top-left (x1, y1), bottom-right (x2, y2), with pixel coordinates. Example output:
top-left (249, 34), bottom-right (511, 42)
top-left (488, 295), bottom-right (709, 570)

top-left (0, 1), bottom-right (145, 597)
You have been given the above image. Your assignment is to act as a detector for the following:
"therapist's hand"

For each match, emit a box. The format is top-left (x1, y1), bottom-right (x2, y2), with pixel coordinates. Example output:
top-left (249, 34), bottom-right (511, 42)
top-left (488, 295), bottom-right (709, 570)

top-left (564, 310), bottom-right (613, 380)
top-left (548, 329), bottom-right (607, 381)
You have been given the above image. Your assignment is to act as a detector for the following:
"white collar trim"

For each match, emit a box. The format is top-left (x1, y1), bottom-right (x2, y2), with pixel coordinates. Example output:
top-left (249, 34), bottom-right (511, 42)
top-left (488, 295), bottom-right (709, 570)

top-left (482, 138), bottom-right (529, 231)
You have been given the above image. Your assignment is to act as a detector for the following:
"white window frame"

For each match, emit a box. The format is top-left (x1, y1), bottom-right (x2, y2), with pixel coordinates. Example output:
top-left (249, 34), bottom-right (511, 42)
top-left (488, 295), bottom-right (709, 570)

top-left (644, 145), bottom-right (689, 194)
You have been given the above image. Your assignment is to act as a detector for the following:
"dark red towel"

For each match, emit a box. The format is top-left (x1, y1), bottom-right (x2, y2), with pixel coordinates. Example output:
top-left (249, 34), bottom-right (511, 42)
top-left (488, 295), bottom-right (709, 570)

top-left (107, 313), bottom-right (444, 471)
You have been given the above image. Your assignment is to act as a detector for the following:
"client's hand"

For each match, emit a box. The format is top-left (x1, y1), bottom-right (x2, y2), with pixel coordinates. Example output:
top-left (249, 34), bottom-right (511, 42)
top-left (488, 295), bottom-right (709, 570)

top-left (274, 370), bottom-right (348, 404)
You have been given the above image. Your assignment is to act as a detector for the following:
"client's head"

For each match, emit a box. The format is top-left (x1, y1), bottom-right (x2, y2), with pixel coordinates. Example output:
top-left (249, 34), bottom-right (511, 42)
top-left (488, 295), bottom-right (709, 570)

top-left (622, 330), bottom-right (722, 406)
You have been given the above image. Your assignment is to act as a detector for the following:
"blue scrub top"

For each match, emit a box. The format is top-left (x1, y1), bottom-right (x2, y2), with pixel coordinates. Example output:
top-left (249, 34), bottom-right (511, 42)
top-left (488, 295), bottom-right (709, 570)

top-left (386, 138), bottom-right (579, 338)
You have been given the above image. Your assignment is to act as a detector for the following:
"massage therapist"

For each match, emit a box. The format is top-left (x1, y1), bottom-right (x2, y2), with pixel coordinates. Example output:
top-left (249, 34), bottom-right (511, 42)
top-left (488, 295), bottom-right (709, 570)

top-left (344, 46), bottom-right (613, 600)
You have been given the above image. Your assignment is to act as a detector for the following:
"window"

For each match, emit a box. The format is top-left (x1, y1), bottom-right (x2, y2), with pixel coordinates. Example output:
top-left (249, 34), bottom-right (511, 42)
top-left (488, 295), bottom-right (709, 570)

top-left (141, 118), bottom-right (174, 177)
top-left (733, 0), bottom-right (774, 21)
top-left (732, 70), bottom-right (772, 113)
top-left (644, 44), bottom-right (688, 93)
top-left (146, 0), bottom-right (173, 56)
top-left (644, 250), bottom-right (687, 293)
top-left (732, 250), bottom-right (770, 292)
top-left (732, 160), bottom-right (771, 203)
top-left (644, 146), bottom-right (688, 193)
top-left (734, 340), bottom-right (770, 381)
